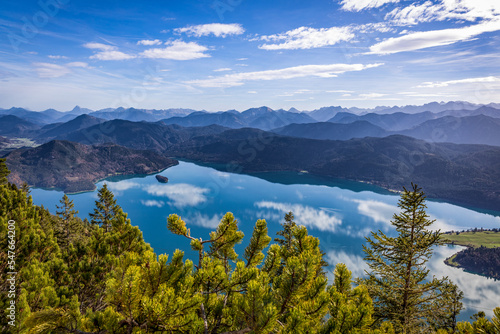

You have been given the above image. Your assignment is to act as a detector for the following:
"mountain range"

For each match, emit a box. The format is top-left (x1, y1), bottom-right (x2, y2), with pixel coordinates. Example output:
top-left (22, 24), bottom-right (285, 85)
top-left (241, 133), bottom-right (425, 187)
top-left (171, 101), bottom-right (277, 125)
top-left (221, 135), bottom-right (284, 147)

top-left (272, 121), bottom-right (388, 140)
top-left (162, 106), bottom-right (316, 130)
top-left (57, 120), bottom-right (228, 151)
top-left (0, 115), bottom-right (41, 137)
top-left (4, 102), bottom-right (500, 147)
top-left (3, 101), bottom-right (500, 211)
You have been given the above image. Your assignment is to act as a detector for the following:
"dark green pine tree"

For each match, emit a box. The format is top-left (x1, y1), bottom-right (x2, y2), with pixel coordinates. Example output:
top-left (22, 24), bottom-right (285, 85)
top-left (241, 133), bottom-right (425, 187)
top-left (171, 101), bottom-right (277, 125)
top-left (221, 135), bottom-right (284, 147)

top-left (89, 183), bottom-right (119, 232)
top-left (56, 194), bottom-right (79, 248)
top-left (361, 183), bottom-right (463, 333)
top-left (0, 158), bottom-right (10, 185)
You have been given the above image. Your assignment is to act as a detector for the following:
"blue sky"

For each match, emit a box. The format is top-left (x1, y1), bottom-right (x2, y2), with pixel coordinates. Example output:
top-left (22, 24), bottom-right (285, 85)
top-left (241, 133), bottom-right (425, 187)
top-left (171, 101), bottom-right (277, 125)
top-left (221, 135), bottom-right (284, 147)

top-left (0, 0), bottom-right (499, 111)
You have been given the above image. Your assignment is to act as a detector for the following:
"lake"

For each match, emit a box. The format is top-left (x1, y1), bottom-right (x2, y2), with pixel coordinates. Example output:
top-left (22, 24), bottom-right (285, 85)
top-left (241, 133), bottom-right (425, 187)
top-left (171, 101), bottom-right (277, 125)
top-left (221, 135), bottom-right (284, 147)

top-left (30, 161), bottom-right (500, 320)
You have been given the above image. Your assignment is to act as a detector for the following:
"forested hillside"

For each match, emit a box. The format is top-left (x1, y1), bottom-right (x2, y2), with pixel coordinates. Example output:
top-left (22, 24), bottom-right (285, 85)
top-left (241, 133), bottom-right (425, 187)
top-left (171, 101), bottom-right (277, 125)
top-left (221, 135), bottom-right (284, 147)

top-left (447, 247), bottom-right (500, 280)
top-left (6, 140), bottom-right (178, 192)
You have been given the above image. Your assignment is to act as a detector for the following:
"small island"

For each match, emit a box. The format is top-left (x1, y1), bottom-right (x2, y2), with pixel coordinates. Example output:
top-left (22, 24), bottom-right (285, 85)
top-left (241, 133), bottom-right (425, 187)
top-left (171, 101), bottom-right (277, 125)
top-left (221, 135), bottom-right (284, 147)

top-left (155, 175), bottom-right (169, 183)
top-left (442, 230), bottom-right (500, 280)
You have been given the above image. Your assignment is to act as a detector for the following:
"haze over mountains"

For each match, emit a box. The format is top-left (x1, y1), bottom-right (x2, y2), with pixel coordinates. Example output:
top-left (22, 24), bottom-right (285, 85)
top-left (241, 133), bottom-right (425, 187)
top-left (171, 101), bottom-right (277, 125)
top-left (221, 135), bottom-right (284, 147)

top-left (3, 100), bottom-right (500, 210)
top-left (3, 101), bottom-right (500, 146)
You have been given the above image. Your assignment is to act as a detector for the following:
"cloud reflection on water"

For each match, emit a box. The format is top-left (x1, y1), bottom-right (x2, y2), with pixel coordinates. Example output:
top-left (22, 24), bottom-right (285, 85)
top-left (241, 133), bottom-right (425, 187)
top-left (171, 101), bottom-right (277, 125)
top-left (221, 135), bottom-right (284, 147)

top-left (429, 246), bottom-right (500, 318)
top-left (326, 249), bottom-right (370, 279)
top-left (255, 201), bottom-right (342, 232)
top-left (145, 183), bottom-right (210, 208)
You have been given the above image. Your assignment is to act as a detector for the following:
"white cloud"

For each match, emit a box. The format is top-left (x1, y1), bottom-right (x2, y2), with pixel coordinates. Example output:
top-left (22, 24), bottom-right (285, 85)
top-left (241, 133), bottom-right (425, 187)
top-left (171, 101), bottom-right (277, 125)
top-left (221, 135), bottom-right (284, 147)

top-left (255, 201), bottom-right (342, 232)
top-left (33, 62), bottom-right (71, 78)
top-left (67, 62), bottom-right (89, 68)
top-left (417, 76), bottom-right (500, 88)
top-left (145, 183), bottom-right (209, 207)
top-left (137, 39), bottom-right (162, 46)
top-left (48, 55), bottom-right (68, 59)
top-left (258, 26), bottom-right (355, 50)
top-left (400, 93), bottom-right (459, 98)
top-left (386, 0), bottom-right (500, 26)
top-left (83, 42), bottom-right (135, 60)
top-left (83, 42), bottom-right (116, 51)
top-left (141, 200), bottom-right (165, 208)
top-left (386, 1), bottom-right (445, 26)
top-left (340, 0), bottom-right (399, 12)
top-left (140, 40), bottom-right (210, 60)
top-left (356, 22), bottom-right (395, 34)
top-left (175, 23), bottom-right (245, 37)
top-left (214, 67), bottom-right (232, 72)
top-left (327, 90), bottom-right (354, 93)
top-left (186, 63), bottom-right (383, 88)
top-left (369, 20), bottom-right (500, 54)
top-left (359, 93), bottom-right (386, 99)
top-left (90, 51), bottom-right (136, 61)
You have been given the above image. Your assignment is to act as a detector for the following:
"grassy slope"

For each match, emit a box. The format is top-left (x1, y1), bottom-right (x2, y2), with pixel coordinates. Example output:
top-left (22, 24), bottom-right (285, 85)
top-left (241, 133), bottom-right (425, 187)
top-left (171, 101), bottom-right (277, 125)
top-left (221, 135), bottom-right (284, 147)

top-left (442, 231), bottom-right (500, 248)
top-left (443, 231), bottom-right (500, 276)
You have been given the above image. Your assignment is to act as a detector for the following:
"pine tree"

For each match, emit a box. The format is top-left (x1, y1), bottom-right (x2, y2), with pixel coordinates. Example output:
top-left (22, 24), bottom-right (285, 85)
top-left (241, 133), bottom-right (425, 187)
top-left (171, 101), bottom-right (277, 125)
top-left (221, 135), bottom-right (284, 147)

top-left (0, 158), bottom-right (10, 185)
top-left (167, 212), bottom-right (332, 333)
top-left (0, 176), bottom-right (62, 331)
top-left (56, 194), bottom-right (79, 248)
top-left (361, 183), bottom-right (463, 333)
top-left (274, 211), bottom-right (328, 275)
top-left (319, 263), bottom-right (375, 334)
top-left (89, 184), bottom-right (119, 232)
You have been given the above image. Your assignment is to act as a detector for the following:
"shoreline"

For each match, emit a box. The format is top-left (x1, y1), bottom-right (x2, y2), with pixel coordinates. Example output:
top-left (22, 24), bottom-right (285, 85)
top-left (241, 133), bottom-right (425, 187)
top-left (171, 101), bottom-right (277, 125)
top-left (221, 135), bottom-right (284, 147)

top-left (177, 158), bottom-right (500, 216)
top-left (24, 162), bottom-right (179, 194)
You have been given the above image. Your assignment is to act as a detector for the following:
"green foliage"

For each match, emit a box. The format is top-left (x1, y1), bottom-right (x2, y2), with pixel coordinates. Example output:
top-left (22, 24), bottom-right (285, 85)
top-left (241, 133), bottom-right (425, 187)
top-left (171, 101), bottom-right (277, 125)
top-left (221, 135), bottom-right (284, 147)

top-left (274, 211), bottom-right (296, 253)
top-left (319, 263), bottom-right (374, 334)
top-left (361, 183), bottom-right (464, 333)
top-left (0, 158), bottom-right (10, 185)
top-left (0, 183), bottom-right (61, 332)
top-left (456, 309), bottom-right (500, 334)
top-left (244, 219), bottom-right (271, 268)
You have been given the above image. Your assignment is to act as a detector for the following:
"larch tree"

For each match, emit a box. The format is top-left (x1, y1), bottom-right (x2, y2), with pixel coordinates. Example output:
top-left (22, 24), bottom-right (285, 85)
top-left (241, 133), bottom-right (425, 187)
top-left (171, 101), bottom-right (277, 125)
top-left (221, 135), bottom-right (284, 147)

top-left (361, 183), bottom-right (463, 333)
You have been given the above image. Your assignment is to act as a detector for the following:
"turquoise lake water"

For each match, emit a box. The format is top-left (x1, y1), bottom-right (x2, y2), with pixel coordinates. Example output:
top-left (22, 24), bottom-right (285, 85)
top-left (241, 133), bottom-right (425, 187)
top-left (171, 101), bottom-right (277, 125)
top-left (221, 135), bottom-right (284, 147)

top-left (30, 161), bottom-right (500, 320)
